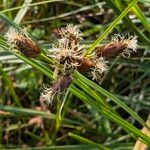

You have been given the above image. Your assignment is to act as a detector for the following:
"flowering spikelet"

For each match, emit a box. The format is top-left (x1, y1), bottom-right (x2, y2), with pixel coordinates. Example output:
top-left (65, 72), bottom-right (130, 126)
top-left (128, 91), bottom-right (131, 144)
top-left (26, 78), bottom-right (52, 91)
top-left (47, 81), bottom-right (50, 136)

top-left (5, 27), bottom-right (41, 58)
top-left (52, 36), bottom-right (83, 71)
top-left (5, 27), bottom-right (23, 43)
top-left (40, 88), bottom-right (54, 105)
top-left (40, 75), bottom-right (72, 104)
top-left (90, 57), bottom-right (108, 80)
top-left (59, 24), bottom-right (82, 42)
top-left (53, 39), bottom-right (78, 60)
top-left (95, 34), bottom-right (138, 58)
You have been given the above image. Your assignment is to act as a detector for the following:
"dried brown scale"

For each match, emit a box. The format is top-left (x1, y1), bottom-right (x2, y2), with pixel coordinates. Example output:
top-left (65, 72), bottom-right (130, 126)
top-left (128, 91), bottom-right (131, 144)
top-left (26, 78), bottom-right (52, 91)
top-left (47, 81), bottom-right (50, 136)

top-left (65, 33), bottom-right (79, 52)
top-left (15, 37), bottom-right (41, 58)
top-left (59, 56), bottom-right (95, 73)
top-left (95, 41), bottom-right (127, 58)
top-left (52, 75), bottom-right (72, 93)
top-left (68, 40), bottom-right (78, 51)
top-left (77, 57), bottom-right (95, 73)
top-left (68, 32), bottom-right (78, 41)
top-left (60, 56), bottom-right (76, 65)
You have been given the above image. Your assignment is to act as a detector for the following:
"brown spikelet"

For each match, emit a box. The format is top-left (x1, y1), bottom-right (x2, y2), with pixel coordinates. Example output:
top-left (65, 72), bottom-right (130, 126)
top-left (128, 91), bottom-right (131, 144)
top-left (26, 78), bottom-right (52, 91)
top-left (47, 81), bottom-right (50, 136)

top-left (15, 36), bottom-right (41, 58)
top-left (95, 41), bottom-right (127, 58)
top-left (52, 75), bottom-right (72, 92)
top-left (40, 75), bottom-right (72, 104)
top-left (95, 34), bottom-right (138, 58)
top-left (59, 24), bottom-right (82, 51)
top-left (5, 27), bottom-right (41, 58)
top-left (77, 57), bottom-right (95, 73)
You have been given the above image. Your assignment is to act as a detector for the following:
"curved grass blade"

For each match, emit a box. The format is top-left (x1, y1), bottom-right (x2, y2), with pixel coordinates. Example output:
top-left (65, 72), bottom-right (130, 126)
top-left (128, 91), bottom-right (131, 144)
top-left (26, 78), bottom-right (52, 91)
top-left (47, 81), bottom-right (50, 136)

top-left (69, 85), bottom-right (150, 145)
top-left (72, 76), bottom-right (117, 115)
top-left (130, 4), bottom-right (150, 33)
top-left (0, 65), bottom-right (21, 107)
top-left (73, 71), bottom-right (150, 131)
top-left (0, 105), bottom-right (55, 119)
top-left (58, 88), bottom-right (70, 121)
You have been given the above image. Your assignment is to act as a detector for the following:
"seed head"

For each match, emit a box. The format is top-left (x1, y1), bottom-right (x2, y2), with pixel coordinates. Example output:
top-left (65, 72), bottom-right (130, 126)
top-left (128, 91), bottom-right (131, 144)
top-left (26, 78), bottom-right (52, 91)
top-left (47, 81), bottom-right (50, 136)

top-left (52, 38), bottom-right (83, 71)
top-left (53, 38), bottom-right (77, 59)
top-left (5, 27), bottom-right (23, 43)
top-left (40, 88), bottom-right (54, 105)
top-left (95, 34), bottom-right (138, 58)
top-left (5, 27), bottom-right (41, 58)
top-left (40, 75), bottom-right (72, 104)
top-left (52, 24), bottom-right (85, 73)
top-left (52, 75), bottom-right (72, 92)
top-left (59, 24), bottom-right (82, 42)
top-left (112, 34), bottom-right (138, 58)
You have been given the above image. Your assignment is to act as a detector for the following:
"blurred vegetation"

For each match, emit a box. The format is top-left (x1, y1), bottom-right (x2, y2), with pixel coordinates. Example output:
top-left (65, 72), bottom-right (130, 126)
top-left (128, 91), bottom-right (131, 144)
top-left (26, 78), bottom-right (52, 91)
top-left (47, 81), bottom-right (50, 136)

top-left (0, 0), bottom-right (150, 149)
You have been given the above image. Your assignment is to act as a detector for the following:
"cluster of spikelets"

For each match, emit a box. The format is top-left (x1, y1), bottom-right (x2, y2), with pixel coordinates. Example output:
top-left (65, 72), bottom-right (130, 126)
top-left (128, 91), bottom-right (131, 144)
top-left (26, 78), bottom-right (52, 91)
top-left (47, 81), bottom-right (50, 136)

top-left (5, 25), bottom-right (138, 105)
top-left (52, 25), bottom-right (83, 71)
top-left (40, 25), bottom-right (138, 104)
top-left (51, 25), bottom-right (110, 79)
top-left (41, 25), bottom-right (110, 104)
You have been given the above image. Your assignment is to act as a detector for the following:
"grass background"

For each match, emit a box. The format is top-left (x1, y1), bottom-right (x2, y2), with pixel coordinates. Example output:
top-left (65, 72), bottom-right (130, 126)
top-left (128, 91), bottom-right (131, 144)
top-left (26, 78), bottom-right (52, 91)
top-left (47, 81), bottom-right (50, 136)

top-left (0, 0), bottom-right (150, 149)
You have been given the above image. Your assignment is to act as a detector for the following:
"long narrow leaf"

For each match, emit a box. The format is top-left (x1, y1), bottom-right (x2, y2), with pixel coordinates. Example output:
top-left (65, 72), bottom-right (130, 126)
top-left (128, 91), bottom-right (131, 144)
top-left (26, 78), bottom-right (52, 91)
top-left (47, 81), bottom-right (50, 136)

top-left (69, 132), bottom-right (109, 150)
top-left (106, 0), bottom-right (150, 44)
top-left (0, 105), bottom-right (55, 119)
top-left (69, 85), bottom-right (150, 145)
top-left (73, 71), bottom-right (150, 130)
top-left (0, 65), bottom-right (21, 107)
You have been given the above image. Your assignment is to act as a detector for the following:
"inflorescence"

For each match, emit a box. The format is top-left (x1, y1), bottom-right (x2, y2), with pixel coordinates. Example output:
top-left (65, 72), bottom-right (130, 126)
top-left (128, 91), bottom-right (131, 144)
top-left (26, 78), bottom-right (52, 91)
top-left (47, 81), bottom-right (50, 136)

top-left (5, 25), bottom-right (138, 105)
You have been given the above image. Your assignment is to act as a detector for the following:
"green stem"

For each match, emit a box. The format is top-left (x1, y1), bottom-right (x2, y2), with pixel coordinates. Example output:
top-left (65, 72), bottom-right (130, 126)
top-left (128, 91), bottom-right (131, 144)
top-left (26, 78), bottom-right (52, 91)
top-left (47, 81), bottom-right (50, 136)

top-left (37, 52), bottom-right (54, 64)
